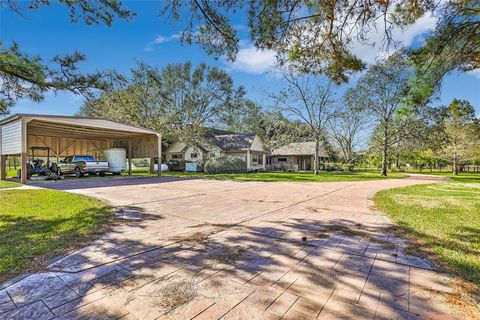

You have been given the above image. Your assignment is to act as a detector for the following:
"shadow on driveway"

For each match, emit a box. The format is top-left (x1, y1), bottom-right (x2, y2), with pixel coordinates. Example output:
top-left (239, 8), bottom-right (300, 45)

top-left (32, 175), bottom-right (194, 191)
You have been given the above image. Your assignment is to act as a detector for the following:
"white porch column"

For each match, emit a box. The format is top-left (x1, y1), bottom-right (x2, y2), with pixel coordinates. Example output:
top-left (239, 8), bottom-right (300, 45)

top-left (127, 139), bottom-right (132, 176)
top-left (246, 149), bottom-right (251, 171)
top-left (262, 153), bottom-right (266, 171)
top-left (157, 133), bottom-right (162, 177)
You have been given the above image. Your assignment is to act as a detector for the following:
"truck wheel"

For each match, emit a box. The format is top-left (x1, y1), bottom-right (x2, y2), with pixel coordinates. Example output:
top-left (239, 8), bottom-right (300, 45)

top-left (75, 167), bottom-right (84, 178)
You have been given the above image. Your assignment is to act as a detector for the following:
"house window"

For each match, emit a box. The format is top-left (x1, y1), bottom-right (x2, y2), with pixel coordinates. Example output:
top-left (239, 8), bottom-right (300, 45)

top-left (171, 153), bottom-right (183, 160)
top-left (210, 152), bottom-right (216, 158)
top-left (278, 157), bottom-right (287, 162)
top-left (190, 153), bottom-right (198, 159)
top-left (252, 153), bottom-right (263, 165)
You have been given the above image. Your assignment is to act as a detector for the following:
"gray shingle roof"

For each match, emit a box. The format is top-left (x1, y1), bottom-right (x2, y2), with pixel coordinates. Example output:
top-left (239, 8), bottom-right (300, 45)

top-left (271, 142), bottom-right (329, 157)
top-left (209, 133), bottom-right (256, 151)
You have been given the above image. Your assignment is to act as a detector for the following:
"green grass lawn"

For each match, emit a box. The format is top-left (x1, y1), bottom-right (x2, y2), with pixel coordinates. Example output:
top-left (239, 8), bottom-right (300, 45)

top-left (420, 172), bottom-right (480, 184)
top-left (374, 179), bottom-right (480, 286)
top-left (0, 190), bottom-right (112, 281)
top-left (0, 181), bottom-right (21, 189)
top-left (133, 169), bottom-right (406, 182)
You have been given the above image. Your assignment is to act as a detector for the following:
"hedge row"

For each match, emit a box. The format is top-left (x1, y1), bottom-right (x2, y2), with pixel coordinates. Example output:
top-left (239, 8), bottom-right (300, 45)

top-left (204, 157), bottom-right (247, 174)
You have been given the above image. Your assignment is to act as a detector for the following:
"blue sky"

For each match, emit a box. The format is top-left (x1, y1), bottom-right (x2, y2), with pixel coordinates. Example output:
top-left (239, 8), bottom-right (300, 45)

top-left (1, 1), bottom-right (479, 116)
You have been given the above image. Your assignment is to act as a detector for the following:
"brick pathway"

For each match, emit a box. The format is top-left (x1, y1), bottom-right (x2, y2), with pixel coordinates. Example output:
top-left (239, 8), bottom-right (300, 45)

top-left (0, 175), bottom-right (474, 319)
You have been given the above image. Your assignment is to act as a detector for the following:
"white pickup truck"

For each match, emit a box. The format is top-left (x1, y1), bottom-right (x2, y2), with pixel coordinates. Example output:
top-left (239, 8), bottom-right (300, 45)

top-left (57, 155), bottom-right (109, 177)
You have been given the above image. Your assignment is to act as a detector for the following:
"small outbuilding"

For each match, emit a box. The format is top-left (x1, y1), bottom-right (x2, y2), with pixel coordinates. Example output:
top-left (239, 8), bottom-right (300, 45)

top-left (269, 141), bottom-right (330, 171)
top-left (0, 114), bottom-right (162, 184)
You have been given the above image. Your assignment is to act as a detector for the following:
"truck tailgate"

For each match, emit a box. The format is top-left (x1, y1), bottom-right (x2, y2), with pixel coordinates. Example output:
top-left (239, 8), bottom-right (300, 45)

top-left (84, 161), bottom-right (109, 168)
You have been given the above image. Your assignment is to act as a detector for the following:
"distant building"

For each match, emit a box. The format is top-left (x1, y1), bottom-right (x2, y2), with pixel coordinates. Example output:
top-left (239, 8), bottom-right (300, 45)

top-left (165, 129), bottom-right (267, 171)
top-left (269, 142), bottom-right (330, 171)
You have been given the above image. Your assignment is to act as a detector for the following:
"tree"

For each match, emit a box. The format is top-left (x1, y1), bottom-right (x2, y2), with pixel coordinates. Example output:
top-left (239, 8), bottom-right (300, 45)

top-left (0, 43), bottom-right (111, 115)
top-left (345, 52), bottom-right (412, 176)
top-left (0, 0), bottom-right (134, 114)
top-left (78, 62), bottom-right (251, 144)
top-left (441, 99), bottom-right (480, 175)
top-left (328, 106), bottom-right (368, 164)
top-left (220, 100), bottom-right (261, 133)
top-left (407, 1), bottom-right (480, 106)
top-left (240, 111), bottom-right (312, 151)
top-left (270, 69), bottom-right (335, 174)
top-left (159, 1), bottom-right (478, 86)
top-left (387, 106), bottom-right (450, 168)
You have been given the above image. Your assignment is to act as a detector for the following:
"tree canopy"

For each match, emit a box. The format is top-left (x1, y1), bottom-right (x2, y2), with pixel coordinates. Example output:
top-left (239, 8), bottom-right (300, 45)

top-left (159, 0), bottom-right (479, 87)
top-left (78, 62), bottom-right (252, 145)
top-left (0, 0), bottom-right (134, 115)
top-left (441, 99), bottom-right (480, 174)
top-left (345, 52), bottom-right (413, 175)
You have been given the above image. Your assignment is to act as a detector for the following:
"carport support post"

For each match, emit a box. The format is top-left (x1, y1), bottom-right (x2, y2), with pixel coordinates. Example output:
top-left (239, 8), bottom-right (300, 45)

top-left (20, 153), bottom-right (27, 184)
top-left (20, 119), bottom-right (27, 184)
top-left (0, 155), bottom-right (7, 181)
top-left (128, 139), bottom-right (132, 176)
top-left (149, 158), bottom-right (155, 174)
top-left (157, 133), bottom-right (162, 177)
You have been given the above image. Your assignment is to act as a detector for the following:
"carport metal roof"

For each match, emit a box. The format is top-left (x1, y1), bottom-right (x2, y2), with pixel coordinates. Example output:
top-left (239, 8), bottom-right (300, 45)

top-left (0, 114), bottom-right (162, 183)
top-left (0, 114), bottom-right (158, 138)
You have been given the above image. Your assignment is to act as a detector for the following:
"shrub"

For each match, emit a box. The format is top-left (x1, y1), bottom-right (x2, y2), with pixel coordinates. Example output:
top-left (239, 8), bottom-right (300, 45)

top-left (166, 160), bottom-right (185, 171)
top-left (342, 164), bottom-right (355, 171)
top-left (204, 156), bottom-right (247, 174)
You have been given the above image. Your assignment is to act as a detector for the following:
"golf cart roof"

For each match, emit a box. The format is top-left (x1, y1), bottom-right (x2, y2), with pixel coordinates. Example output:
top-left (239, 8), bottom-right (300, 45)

top-left (30, 146), bottom-right (50, 150)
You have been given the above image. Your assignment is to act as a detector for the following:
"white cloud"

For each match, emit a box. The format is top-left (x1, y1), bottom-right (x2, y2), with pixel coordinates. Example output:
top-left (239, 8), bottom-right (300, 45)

top-left (144, 33), bottom-right (181, 52)
top-left (350, 13), bottom-right (438, 64)
top-left (154, 34), bottom-right (180, 44)
top-left (226, 45), bottom-right (277, 74)
top-left (225, 13), bottom-right (437, 73)
top-left (468, 69), bottom-right (480, 79)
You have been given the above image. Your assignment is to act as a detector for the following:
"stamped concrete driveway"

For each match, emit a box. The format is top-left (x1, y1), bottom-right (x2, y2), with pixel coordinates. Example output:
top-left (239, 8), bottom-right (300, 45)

top-left (0, 175), bottom-right (474, 319)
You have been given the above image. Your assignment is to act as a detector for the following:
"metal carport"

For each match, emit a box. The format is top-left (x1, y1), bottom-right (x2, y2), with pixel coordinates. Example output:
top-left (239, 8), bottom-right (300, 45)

top-left (0, 114), bottom-right (162, 184)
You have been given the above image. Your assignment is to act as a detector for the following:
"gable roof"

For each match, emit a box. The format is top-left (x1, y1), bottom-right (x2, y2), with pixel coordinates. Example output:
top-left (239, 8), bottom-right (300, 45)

top-left (1, 113), bottom-right (158, 137)
top-left (209, 133), bottom-right (257, 151)
top-left (204, 127), bottom-right (237, 137)
top-left (272, 142), bottom-right (329, 157)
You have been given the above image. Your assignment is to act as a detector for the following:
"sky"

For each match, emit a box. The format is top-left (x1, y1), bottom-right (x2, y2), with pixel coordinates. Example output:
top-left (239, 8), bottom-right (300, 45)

top-left (1, 1), bottom-right (479, 117)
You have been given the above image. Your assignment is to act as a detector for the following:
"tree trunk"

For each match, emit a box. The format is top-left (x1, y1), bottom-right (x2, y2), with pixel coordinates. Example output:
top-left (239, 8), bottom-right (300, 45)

top-left (453, 152), bottom-right (459, 175)
top-left (381, 123), bottom-right (389, 176)
top-left (314, 136), bottom-right (320, 175)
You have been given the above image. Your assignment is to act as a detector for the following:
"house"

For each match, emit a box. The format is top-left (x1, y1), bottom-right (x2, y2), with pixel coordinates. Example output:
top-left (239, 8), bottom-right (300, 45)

top-left (165, 129), bottom-right (268, 171)
top-left (268, 141), bottom-right (330, 171)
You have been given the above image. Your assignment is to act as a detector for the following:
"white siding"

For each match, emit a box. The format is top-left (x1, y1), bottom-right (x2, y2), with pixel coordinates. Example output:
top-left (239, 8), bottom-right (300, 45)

top-left (167, 142), bottom-right (187, 153)
top-left (184, 146), bottom-right (204, 161)
top-left (250, 135), bottom-right (265, 152)
top-left (1, 120), bottom-right (22, 155)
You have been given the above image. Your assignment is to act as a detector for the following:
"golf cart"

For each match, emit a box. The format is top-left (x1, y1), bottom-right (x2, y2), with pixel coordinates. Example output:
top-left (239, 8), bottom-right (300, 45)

top-left (17, 146), bottom-right (62, 181)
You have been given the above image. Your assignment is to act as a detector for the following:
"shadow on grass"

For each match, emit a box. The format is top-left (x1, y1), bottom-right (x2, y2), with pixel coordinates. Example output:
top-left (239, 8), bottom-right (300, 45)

top-left (0, 201), bottom-right (166, 283)
top-left (394, 221), bottom-right (480, 286)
